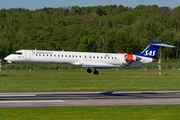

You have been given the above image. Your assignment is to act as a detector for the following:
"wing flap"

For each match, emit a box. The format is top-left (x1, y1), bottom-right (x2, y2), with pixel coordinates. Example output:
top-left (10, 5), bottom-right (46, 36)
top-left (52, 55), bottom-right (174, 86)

top-left (82, 62), bottom-right (120, 68)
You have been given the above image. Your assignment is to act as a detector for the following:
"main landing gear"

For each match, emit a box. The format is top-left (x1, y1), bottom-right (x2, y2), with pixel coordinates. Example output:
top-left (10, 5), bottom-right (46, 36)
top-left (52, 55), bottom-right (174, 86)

top-left (87, 68), bottom-right (99, 75)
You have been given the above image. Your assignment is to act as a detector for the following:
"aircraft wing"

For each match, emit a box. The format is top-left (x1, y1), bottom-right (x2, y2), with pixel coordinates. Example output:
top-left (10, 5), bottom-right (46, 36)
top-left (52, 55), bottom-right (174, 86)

top-left (81, 62), bottom-right (120, 68)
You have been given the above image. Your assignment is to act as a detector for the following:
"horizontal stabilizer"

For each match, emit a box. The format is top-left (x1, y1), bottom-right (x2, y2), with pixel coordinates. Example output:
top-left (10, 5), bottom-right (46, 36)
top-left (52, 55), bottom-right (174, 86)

top-left (152, 43), bottom-right (175, 48)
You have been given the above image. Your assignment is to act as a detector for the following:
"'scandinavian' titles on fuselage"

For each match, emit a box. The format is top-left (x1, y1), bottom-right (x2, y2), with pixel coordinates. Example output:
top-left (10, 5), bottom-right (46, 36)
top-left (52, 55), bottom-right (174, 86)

top-left (4, 42), bottom-right (175, 75)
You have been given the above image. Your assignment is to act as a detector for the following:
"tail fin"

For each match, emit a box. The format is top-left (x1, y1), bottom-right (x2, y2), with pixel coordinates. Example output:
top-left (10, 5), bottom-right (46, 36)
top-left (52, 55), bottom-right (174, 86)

top-left (135, 42), bottom-right (175, 58)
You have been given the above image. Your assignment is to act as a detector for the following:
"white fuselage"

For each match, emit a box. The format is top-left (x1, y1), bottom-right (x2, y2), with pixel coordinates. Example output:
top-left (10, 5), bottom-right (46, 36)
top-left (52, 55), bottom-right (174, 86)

top-left (4, 49), bottom-right (153, 68)
top-left (4, 41), bottom-right (174, 75)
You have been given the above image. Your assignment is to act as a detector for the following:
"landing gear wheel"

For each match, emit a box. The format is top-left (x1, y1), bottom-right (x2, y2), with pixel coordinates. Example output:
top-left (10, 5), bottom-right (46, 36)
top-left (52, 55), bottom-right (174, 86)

top-left (94, 70), bottom-right (99, 75)
top-left (87, 68), bottom-right (92, 73)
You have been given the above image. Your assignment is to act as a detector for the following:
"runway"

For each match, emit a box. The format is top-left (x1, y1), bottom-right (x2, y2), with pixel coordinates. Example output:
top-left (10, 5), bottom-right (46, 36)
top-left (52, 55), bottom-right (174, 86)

top-left (0, 90), bottom-right (180, 107)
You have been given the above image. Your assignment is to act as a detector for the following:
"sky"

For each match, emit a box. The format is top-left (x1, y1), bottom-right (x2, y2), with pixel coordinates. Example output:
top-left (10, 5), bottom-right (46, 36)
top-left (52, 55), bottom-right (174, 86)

top-left (0, 0), bottom-right (180, 10)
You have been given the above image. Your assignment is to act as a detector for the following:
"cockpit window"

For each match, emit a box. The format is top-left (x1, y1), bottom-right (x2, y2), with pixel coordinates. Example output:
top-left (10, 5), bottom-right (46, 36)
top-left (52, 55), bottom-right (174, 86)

top-left (13, 52), bottom-right (22, 55)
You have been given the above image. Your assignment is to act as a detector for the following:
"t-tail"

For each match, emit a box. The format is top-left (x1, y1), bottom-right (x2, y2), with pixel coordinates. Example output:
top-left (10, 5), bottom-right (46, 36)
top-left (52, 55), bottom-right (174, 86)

top-left (126, 42), bottom-right (175, 66)
top-left (135, 42), bottom-right (175, 58)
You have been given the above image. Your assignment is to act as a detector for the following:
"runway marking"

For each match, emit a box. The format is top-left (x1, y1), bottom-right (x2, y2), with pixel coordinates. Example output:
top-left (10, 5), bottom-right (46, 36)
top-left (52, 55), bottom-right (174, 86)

top-left (0, 100), bottom-right (65, 103)
top-left (0, 91), bottom-right (180, 107)
top-left (0, 95), bottom-right (36, 97)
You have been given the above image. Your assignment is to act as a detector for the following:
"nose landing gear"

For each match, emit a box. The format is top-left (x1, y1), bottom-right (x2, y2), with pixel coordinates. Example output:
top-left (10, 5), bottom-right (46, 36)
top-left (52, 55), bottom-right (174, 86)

top-left (87, 68), bottom-right (99, 75)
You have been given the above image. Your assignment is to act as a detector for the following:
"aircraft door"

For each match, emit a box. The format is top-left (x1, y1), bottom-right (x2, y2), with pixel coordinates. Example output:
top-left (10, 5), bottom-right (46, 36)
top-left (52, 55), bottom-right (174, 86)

top-left (25, 50), bottom-right (31, 61)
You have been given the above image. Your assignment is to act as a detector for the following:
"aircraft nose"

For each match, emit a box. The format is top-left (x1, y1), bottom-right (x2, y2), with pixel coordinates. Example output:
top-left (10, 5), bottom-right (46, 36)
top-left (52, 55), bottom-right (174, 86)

top-left (4, 56), bottom-right (8, 61)
top-left (4, 56), bottom-right (12, 63)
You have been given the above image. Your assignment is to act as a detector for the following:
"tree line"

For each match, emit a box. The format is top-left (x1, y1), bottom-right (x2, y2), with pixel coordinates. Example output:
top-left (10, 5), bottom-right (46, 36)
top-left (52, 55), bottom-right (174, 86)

top-left (0, 5), bottom-right (180, 60)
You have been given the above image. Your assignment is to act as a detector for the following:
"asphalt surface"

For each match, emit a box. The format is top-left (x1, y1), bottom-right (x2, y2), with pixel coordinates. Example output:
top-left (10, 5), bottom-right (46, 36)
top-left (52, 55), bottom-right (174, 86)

top-left (0, 90), bottom-right (180, 107)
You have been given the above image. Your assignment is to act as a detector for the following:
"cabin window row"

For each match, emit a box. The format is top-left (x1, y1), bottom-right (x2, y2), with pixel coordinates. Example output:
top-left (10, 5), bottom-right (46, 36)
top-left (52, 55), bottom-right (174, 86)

top-left (36, 54), bottom-right (81, 58)
top-left (87, 56), bottom-right (117, 60)
top-left (35, 54), bottom-right (118, 60)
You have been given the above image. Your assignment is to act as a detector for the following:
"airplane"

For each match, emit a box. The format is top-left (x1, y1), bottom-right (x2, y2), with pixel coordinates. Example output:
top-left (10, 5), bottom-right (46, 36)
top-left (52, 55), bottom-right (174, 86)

top-left (4, 42), bottom-right (175, 75)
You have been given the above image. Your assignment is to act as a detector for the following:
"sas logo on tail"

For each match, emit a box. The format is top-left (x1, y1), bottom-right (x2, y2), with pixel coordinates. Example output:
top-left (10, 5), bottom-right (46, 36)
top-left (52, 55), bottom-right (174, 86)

top-left (144, 50), bottom-right (156, 56)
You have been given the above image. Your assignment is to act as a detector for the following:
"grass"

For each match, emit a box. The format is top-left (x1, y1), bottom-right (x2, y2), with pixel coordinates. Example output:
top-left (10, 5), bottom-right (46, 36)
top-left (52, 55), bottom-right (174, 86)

top-left (0, 69), bottom-right (180, 119)
top-left (0, 69), bottom-right (180, 91)
top-left (1, 106), bottom-right (180, 120)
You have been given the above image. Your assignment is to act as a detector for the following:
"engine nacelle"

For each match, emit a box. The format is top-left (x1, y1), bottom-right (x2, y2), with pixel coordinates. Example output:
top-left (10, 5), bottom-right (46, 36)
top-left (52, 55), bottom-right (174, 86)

top-left (125, 54), bottom-right (136, 62)
top-left (125, 54), bottom-right (141, 62)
